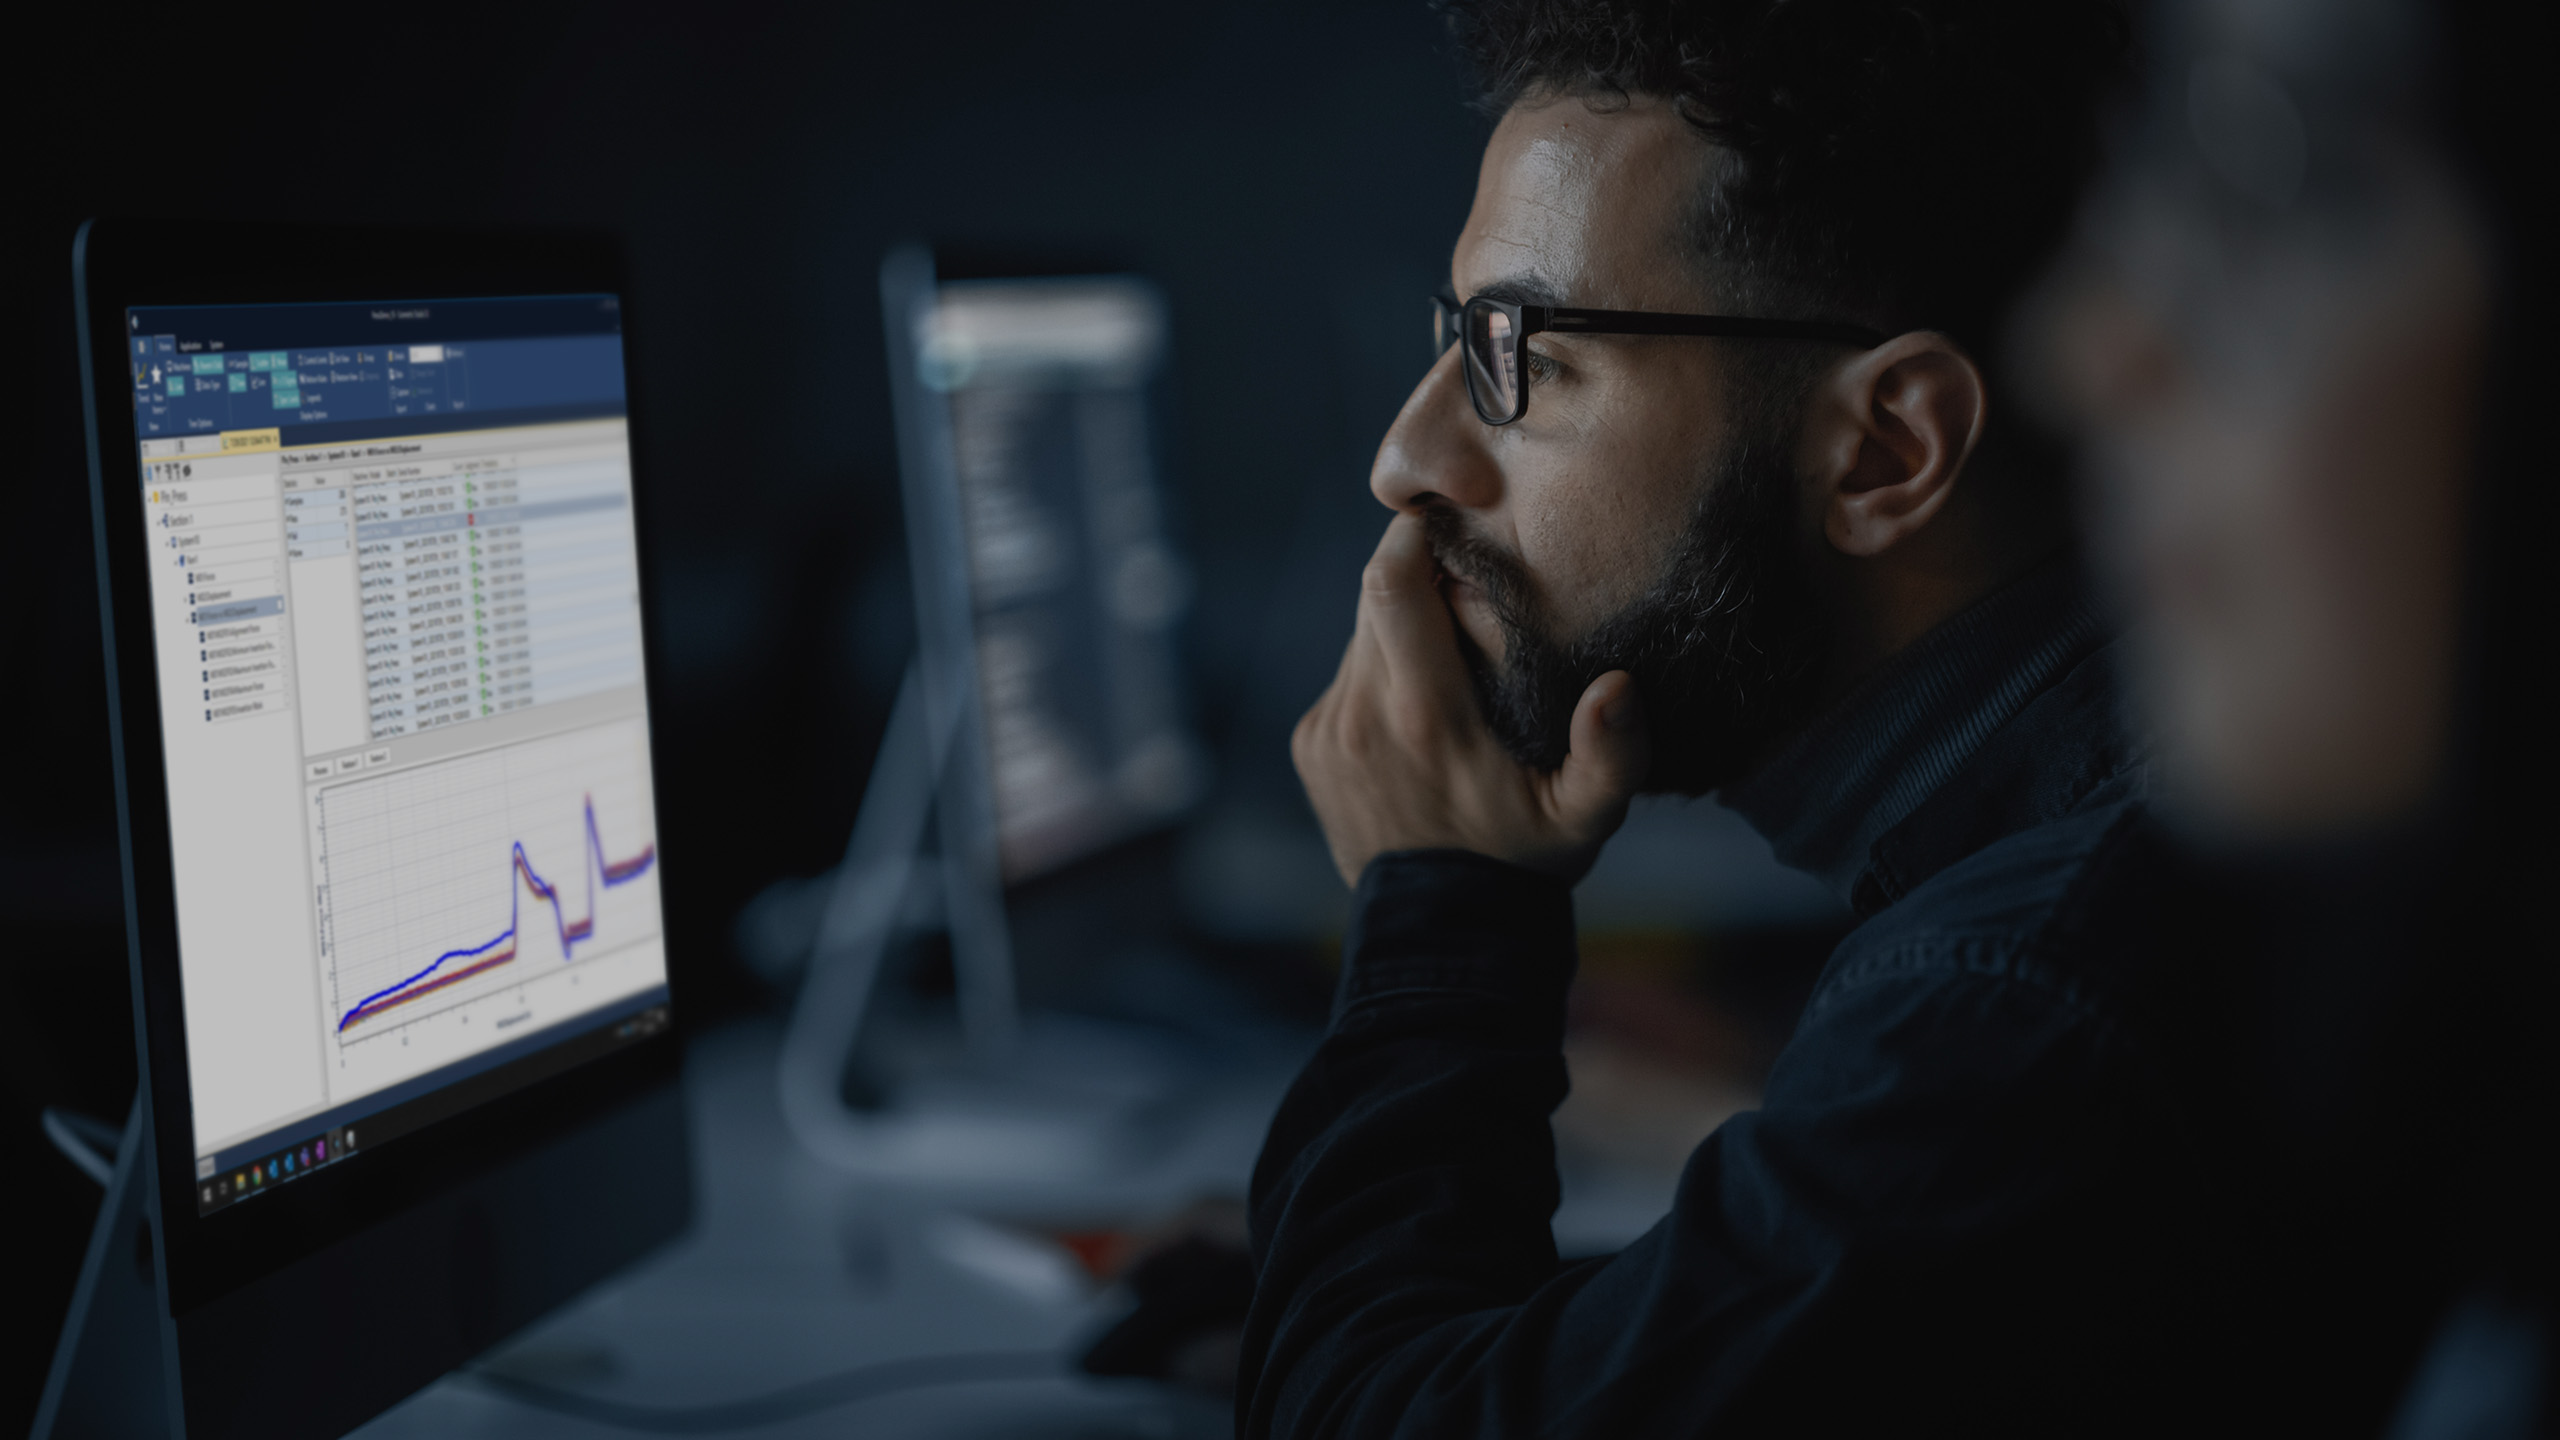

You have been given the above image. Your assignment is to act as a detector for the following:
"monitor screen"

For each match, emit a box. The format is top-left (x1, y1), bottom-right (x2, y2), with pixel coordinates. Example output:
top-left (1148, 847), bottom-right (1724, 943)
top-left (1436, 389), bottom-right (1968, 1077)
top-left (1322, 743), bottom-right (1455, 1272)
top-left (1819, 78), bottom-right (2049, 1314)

top-left (122, 295), bottom-right (670, 1216)
top-left (912, 275), bottom-right (1204, 881)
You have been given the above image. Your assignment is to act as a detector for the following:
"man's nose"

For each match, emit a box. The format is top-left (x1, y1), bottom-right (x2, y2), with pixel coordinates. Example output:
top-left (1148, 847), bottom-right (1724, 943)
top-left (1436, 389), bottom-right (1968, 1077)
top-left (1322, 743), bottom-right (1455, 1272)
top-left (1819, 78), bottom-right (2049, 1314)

top-left (1370, 346), bottom-right (1503, 515)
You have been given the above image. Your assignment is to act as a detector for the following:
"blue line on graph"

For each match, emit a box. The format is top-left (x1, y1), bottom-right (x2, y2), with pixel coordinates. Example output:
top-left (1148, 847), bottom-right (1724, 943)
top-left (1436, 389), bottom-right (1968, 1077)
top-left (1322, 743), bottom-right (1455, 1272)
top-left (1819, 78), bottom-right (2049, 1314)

top-left (336, 796), bottom-right (656, 1032)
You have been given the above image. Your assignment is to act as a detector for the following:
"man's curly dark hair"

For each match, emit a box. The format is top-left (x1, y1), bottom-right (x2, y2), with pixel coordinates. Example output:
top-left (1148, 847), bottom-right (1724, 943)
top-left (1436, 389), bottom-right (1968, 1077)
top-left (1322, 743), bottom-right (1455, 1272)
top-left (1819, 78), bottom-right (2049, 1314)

top-left (1439, 0), bottom-right (2131, 363)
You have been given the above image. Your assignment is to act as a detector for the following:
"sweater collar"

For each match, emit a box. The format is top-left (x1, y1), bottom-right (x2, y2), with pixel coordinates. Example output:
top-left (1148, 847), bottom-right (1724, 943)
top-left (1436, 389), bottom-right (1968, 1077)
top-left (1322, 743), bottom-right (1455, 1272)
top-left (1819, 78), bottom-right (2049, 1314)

top-left (1720, 557), bottom-right (2114, 907)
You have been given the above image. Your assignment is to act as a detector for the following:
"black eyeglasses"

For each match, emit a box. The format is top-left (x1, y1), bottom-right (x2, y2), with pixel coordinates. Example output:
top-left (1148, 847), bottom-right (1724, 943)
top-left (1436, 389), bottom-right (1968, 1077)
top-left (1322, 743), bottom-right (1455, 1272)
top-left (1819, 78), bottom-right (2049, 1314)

top-left (1432, 290), bottom-right (1886, 426)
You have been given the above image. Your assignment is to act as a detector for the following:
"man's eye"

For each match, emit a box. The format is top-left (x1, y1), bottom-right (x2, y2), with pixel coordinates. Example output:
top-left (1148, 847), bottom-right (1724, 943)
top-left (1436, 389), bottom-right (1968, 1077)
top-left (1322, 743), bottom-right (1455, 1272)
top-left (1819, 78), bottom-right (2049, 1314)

top-left (1524, 349), bottom-right (1561, 383)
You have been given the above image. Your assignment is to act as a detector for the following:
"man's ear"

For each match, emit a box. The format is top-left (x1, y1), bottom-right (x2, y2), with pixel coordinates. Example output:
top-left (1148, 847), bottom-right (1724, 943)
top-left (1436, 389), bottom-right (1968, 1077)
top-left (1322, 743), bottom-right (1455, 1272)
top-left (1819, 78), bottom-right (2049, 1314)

top-left (1796, 334), bottom-right (1987, 558)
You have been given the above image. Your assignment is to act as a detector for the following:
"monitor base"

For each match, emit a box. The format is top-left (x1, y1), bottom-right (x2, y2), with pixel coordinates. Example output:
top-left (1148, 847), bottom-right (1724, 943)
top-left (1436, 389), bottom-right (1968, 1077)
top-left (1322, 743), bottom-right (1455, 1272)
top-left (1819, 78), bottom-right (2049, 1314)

top-left (778, 658), bottom-right (1299, 1223)
top-left (34, 1096), bottom-right (177, 1439)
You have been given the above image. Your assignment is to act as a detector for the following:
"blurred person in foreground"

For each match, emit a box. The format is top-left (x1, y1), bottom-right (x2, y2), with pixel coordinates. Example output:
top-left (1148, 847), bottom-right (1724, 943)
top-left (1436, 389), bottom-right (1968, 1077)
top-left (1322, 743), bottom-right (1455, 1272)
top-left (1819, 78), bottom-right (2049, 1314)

top-left (2034, 0), bottom-right (2555, 1431)
top-left (1227, 0), bottom-right (2284, 1433)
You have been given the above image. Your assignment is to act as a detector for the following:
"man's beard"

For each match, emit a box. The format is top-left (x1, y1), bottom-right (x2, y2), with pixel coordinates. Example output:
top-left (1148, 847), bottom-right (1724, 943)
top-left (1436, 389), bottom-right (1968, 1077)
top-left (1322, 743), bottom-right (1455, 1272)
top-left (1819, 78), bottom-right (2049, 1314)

top-left (1424, 427), bottom-right (1827, 796)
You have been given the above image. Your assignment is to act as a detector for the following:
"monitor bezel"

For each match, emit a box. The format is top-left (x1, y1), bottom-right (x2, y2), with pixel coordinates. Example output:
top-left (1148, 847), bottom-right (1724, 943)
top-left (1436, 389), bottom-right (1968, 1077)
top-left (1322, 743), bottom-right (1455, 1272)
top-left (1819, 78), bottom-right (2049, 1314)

top-left (74, 218), bottom-right (686, 1317)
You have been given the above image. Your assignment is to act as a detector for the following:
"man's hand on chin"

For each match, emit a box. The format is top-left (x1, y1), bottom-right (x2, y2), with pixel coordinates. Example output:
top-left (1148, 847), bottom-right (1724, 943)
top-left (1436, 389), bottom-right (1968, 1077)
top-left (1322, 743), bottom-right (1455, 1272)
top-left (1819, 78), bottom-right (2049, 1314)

top-left (1292, 512), bottom-right (1651, 888)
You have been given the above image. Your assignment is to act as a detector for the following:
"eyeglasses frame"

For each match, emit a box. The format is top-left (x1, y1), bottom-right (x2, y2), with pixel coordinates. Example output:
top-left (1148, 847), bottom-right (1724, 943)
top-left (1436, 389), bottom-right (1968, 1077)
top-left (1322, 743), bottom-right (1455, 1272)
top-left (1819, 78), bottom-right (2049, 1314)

top-left (1433, 290), bottom-right (1888, 426)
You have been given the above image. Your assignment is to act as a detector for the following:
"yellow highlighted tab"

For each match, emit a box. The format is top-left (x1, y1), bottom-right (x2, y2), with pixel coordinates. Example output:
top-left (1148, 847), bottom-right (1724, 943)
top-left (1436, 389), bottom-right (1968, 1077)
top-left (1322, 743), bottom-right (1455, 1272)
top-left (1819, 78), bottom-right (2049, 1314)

top-left (219, 428), bottom-right (280, 455)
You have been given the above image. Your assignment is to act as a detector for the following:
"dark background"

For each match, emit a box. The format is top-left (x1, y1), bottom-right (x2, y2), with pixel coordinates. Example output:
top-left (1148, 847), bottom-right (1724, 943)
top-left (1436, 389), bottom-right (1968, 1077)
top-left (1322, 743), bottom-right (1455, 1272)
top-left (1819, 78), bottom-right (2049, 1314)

top-left (2, 3), bottom-right (1491, 1428)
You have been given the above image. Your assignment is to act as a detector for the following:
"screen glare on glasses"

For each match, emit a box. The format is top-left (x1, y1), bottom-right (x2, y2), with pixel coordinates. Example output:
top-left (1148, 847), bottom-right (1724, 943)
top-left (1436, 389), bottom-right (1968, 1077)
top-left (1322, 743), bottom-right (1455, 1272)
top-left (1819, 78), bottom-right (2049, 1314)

top-left (1464, 303), bottom-right (1521, 424)
top-left (1431, 294), bottom-right (1525, 425)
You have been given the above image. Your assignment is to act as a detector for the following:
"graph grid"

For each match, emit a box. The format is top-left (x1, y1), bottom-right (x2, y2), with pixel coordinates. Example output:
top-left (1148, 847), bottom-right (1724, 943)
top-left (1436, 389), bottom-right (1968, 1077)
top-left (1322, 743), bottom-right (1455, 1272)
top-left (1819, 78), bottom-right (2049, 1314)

top-left (317, 719), bottom-right (660, 1038)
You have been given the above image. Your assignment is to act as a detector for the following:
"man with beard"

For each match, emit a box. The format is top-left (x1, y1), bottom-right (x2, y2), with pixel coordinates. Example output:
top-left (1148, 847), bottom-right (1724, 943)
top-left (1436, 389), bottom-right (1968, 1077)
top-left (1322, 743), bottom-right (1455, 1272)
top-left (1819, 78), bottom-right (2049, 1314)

top-left (1235, 3), bottom-right (2209, 1436)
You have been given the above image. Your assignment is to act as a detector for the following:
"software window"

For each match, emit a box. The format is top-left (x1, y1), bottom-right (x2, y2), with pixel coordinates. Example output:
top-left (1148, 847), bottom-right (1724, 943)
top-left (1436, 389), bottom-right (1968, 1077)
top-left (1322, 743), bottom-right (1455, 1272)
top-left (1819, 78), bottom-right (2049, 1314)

top-left (126, 305), bottom-right (670, 1211)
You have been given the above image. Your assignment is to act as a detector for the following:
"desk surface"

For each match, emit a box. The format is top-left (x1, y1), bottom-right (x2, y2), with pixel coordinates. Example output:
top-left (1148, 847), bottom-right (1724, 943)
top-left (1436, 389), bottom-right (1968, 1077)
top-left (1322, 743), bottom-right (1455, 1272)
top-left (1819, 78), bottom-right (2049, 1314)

top-left (353, 1018), bottom-right (1240, 1438)
top-left (354, 999), bottom-right (1697, 1437)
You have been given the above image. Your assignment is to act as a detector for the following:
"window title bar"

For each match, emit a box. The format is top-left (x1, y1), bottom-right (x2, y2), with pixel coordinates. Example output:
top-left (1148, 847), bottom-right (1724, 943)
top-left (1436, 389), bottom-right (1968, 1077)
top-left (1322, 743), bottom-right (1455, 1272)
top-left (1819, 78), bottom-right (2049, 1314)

top-left (126, 294), bottom-right (620, 353)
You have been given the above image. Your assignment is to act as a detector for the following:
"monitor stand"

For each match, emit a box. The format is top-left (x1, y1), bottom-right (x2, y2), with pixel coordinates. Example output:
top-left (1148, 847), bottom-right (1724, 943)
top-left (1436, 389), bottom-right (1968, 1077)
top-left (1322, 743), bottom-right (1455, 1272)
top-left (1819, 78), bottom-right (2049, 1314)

top-left (777, 663), bottom-right (1230, 1222)
top-left (35, 1096), bottom-right (178, 1439)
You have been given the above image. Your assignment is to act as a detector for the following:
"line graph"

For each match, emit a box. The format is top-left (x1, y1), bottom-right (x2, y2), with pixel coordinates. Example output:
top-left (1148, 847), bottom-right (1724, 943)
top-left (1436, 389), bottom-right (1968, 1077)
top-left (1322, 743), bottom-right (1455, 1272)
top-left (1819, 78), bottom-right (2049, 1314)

top-left (315, 718), bottom-right (662, 1045)
top-left (335, 798), bottom-right (656, 1030)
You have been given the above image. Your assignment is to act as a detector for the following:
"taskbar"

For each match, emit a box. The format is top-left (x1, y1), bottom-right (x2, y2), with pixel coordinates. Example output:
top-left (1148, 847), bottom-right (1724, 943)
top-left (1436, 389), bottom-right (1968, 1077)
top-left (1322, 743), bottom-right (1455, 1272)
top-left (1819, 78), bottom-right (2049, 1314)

top-left (192, 1002), bottom-right (671, 1216)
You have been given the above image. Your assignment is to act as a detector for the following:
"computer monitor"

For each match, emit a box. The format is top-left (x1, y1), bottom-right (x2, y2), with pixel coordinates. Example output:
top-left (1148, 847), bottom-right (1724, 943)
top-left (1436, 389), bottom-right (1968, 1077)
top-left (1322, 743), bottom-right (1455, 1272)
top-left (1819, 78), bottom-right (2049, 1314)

top-left (770, 247), bottom-right (1233, 1218)
top-left (892, 248), bottom-right (1205, 887)
top-left (48, 220), bottom-right (689, 1440)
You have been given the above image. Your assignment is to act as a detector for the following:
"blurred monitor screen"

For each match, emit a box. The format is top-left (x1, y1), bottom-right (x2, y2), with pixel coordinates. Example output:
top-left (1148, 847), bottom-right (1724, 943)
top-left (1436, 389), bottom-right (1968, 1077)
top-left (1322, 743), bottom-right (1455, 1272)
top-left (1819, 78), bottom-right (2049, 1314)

top-left (123, 294), bottom-right (671, 1216)
top-left (913, 274), bottom-right (1204, 881)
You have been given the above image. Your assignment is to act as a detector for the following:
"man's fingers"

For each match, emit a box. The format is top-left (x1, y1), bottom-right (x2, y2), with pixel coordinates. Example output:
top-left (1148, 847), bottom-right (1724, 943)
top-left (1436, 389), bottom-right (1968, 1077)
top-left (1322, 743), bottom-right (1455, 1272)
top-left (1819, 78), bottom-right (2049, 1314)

top-left (1550, 670), bottom-right (1649, 830)
top-left (1358, 512), bottom-right (1469, 694)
